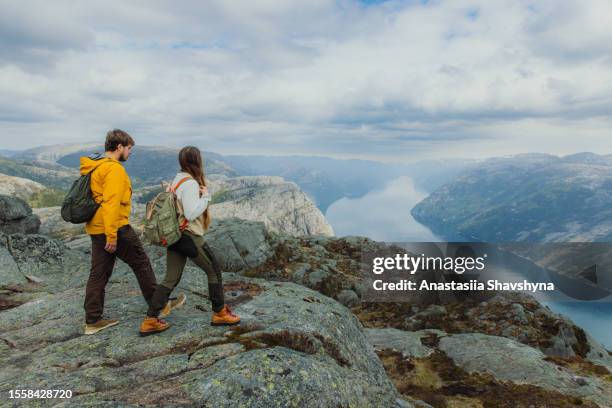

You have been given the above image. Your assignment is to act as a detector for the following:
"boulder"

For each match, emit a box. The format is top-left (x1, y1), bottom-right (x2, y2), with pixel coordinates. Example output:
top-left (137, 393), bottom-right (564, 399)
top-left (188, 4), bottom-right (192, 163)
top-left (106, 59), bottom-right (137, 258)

top-left (364, 328), bottom-right (441, 358)
top-left (0, 233), bottom-right (27, 287)
top-left (337, 289), bottom-right (360, 307)
top-left (203, 218), bottom-right (274, 272)
top-left (0, 195), bottom-right (31, 221)
top-left (0, 195), bottom-right (40, 234)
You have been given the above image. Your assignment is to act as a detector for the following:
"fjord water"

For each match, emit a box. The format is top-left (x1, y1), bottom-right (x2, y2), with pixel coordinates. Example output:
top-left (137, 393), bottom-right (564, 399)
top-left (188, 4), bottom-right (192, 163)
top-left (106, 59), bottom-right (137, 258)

top-left (325, 176), bottom-right (443, 242)
top-left (325, 176), bottom-right (612, 349)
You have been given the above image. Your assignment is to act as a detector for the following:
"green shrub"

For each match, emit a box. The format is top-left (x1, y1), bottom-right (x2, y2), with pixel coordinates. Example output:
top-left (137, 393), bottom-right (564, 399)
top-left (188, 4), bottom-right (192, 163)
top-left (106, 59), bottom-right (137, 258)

top-left (211, 189), bottom-right (232, 204)
top-left (27, 188), bottom-right (66, 208)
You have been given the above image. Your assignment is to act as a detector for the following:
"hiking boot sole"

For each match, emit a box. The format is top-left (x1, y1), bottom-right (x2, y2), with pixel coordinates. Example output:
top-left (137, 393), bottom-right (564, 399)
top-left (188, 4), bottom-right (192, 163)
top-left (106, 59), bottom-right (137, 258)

top-left (210, 320), bottom-right (240, 326)
top-left (84, 320), bottom-right (119, 335)
top-left (173, 293), bottom-right (187, 309)
top-left (139, 326), bottom-right (170, 337)
top-left (159, 294), bottom-right (187, 318)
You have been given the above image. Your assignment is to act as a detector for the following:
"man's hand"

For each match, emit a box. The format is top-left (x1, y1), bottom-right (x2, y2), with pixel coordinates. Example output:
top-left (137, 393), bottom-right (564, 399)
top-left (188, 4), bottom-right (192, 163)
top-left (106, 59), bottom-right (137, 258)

top-left (105, 241), bottom-right (117, 253)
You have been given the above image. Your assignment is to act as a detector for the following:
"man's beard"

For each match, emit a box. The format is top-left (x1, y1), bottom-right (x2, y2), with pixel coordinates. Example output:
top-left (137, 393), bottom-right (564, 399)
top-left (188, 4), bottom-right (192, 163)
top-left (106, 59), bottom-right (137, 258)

top-left (119, 155), bottom-right (127, 162)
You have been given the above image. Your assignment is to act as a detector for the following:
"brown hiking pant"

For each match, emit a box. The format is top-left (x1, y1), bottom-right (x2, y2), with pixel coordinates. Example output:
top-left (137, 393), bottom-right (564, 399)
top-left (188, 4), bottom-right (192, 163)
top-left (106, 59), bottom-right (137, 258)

top-left (85, 224), bottom-right (157, 324)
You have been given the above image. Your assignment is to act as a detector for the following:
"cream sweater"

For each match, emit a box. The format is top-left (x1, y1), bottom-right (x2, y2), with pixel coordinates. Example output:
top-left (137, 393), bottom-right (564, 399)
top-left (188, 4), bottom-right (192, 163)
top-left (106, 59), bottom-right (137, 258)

top-left (172, 172), bottom-right (211, 235)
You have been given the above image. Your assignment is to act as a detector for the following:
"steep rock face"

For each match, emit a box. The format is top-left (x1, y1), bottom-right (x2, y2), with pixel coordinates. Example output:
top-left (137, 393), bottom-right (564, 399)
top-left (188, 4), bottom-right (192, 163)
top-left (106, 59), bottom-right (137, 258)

top-left (0, 195), bottom-right (40, 235)
top-left (0, 173), bottom-right (46, 200)
top-left (0, 233), bottom-right (400, 407)
top-left (208, 175), bottom-right (334, 236)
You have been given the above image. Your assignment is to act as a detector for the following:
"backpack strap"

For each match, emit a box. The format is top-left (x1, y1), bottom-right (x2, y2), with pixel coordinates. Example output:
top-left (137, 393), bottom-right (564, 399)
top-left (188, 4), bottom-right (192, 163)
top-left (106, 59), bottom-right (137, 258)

top-left (171, 176), bottom-right (193, 193)
top-left (87, 157), bottom-right (113, 175)
top-left (172, 176), bottom-right (193, 231)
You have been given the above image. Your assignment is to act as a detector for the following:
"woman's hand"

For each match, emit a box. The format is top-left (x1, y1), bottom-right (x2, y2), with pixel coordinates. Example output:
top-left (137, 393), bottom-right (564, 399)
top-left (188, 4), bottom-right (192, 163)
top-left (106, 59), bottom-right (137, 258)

top-left (199, 185), bottom-right (209, 196)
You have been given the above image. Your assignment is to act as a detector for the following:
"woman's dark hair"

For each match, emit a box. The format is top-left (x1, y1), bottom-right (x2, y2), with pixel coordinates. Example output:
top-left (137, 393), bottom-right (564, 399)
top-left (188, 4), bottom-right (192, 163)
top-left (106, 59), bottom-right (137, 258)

top-left (178, 146), bottom-right (211, 230)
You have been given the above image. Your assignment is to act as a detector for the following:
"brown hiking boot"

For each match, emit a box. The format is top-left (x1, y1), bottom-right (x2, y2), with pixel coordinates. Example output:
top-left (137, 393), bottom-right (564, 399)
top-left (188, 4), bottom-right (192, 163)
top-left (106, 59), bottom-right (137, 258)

top-left (159, 293), bottom-right (187, 318)
top-left (139, 317), bottom-right (170, 336)
top-left (84, 319), bottom-right (119, 335)
top-left (211, 305), bottom-right (240, 326)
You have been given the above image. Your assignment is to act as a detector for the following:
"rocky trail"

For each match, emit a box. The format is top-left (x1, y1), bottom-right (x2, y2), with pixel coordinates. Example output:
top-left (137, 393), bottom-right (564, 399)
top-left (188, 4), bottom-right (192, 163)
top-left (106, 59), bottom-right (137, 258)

top-left (1, 197), bottom-right (611, 407)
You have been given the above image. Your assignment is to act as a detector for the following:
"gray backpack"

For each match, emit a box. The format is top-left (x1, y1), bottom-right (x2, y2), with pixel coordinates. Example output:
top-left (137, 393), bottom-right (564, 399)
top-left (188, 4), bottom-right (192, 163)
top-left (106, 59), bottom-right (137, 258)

top-left (143, 176), bottom-right (191, 247)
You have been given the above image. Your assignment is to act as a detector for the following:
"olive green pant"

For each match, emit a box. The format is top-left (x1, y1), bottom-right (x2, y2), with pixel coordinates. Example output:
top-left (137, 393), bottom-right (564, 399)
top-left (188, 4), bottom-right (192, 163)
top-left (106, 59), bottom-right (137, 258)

top-left (147, 230), bottom-right (224, 317)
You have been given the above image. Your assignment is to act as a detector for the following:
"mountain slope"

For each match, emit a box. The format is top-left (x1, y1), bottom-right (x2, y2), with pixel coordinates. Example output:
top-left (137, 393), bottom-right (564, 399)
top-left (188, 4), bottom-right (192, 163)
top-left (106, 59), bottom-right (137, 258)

top-left (0, 157), bottom-right (77, 190)
top-left (57, 146), bottom-right (238, 188)
top-left (411, 153), bottom-right (612, 242)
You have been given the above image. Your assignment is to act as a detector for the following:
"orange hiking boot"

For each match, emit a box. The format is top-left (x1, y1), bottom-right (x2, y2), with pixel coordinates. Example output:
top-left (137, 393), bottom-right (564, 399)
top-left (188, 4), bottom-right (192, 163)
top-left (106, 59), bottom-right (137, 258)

top-left (159, 293), bottom-right (187, 318)
top-left (211, 305), bottom-right (240, 326)
top-left (139, 317), bottom-right (170, 336)
top-left (84, 319), bottom-right (119, 335)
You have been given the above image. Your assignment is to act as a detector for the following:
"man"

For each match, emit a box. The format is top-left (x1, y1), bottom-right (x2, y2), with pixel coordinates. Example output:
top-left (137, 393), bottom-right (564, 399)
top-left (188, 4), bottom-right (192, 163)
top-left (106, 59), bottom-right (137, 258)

top-left (80, 129), bottom-right (162, 335)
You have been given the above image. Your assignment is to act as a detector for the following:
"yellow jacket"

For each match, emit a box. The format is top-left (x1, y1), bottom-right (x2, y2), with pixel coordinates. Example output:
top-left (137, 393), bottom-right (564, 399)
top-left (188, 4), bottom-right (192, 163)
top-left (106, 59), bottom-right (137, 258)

top-left (80, 154), bottom-right (132, 243)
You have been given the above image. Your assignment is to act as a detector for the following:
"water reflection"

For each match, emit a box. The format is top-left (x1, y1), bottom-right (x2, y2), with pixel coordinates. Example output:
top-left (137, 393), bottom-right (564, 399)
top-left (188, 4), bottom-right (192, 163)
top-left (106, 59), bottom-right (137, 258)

top-left (325, 176), bottom-right (442, 241)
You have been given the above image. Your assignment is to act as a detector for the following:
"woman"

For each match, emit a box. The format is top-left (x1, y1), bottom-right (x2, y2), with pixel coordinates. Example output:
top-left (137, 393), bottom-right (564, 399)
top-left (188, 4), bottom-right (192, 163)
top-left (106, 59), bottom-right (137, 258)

top-left (139, 146), bottom-right (240, 336)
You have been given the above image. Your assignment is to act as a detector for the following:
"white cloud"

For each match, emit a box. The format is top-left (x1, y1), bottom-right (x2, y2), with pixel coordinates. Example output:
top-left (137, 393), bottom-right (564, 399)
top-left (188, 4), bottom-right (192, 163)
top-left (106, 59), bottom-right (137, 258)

top-left (0, 0), bottom-right (611, 161)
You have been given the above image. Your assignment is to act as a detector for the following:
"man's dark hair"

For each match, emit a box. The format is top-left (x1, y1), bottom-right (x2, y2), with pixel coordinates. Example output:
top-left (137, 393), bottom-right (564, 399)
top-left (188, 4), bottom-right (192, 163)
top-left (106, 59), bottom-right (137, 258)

top-left (105, 129), bottom-right (135, 152)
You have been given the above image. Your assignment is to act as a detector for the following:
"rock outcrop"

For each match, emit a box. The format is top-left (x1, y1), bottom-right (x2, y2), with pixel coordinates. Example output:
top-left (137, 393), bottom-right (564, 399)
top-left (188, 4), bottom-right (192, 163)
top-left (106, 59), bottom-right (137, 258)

top-left (208, 175), bottom-right (334, 236)
top-left (0, 173), bottom-right (46, 201)
top-left (0, 195), bottom-right (40, 235)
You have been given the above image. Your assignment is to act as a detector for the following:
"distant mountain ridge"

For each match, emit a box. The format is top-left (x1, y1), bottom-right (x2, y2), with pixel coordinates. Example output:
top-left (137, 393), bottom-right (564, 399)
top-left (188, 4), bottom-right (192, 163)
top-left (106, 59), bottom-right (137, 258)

top-left (8, 143), bottom-right (473, 212)
top-left (411, 152), bottom-right (612, 242)
top-left (220, 154), bottom-right (473, 212)
top-left (56, 146), bottom-right (238, 188)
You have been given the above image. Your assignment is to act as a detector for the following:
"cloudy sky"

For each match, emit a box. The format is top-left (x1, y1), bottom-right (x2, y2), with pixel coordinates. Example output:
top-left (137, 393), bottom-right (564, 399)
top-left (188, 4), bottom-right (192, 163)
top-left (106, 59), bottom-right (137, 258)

top-left (1, 0), bottom-right (611, 162)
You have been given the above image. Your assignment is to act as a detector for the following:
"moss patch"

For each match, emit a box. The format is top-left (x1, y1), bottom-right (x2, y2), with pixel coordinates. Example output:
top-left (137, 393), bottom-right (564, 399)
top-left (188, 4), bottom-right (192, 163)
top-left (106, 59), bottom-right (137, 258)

top-left (353, 293), bottom-right (596, 362)
top-left (544, 355), bottom-right (610, 379)
top-left (223, 281), bottom-right (264, 306)
top-left (376, 349), bottom-right (601, 408)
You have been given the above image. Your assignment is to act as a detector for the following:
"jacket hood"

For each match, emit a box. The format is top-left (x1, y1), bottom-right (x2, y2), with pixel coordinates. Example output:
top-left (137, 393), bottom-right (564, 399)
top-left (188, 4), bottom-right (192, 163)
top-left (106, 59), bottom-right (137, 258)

top-left (79, 153), bottom-right (114, 175)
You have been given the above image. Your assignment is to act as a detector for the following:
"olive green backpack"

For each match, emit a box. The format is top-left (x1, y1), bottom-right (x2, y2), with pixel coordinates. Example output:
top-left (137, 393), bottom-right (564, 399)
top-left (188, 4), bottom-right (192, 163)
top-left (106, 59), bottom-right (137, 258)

top-left (143, 176), bottom-right (191, 247)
